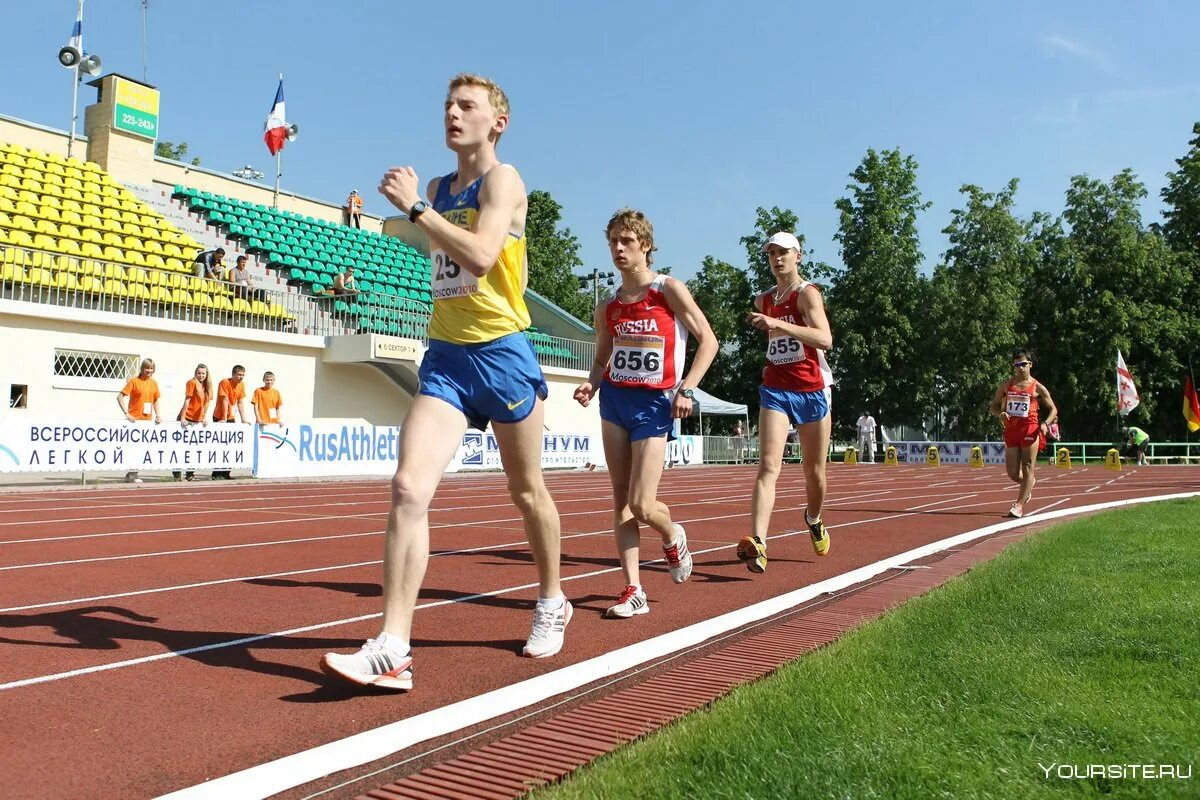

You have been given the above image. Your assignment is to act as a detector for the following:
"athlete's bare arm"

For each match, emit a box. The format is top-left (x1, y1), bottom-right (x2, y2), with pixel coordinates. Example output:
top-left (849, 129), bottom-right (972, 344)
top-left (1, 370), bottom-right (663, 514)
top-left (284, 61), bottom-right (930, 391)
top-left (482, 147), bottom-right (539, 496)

top-left (379, 165), bottom-right (525, 277)
top-left (1036, 382), bottom-right (1058, 426)
top-left (574, 301), bottom-right (614, 407)
top-left (989, 382), bottom-right (1010, 422)
top-left (747, 285), bottom-right (832, 350)
top-left (663, 277), bottom-right (718, 392)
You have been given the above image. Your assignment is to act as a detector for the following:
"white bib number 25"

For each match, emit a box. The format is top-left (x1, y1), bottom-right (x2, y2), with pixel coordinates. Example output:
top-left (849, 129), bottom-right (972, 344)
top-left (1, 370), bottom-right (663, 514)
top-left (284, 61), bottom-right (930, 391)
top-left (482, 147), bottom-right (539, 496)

top-left (431, 249), bottom-right (478, 299)
top-left (766, 330), bottom-right (805, 365)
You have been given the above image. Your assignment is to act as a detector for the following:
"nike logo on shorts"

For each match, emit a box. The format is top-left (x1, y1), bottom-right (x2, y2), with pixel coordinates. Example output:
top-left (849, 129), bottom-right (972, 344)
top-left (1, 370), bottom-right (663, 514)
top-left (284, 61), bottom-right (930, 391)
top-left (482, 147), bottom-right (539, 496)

top-left (506, 397), bottom-right (529, 411)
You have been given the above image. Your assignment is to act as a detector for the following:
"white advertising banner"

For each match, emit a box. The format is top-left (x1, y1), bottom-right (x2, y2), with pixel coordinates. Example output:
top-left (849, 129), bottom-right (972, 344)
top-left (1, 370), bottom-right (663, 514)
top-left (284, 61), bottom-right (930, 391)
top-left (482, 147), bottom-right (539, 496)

top-left (0, 419), bottom-right (254, 473)
top-left (253, 420), bottom-right (599, 478)
top-left (893, 441), bottom-right (1006, 465)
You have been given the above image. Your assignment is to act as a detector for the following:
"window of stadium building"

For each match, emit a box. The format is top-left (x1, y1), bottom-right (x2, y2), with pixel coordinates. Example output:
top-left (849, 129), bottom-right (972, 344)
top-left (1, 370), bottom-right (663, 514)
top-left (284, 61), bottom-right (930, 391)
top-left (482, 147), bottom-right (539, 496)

top-left (53, 349), bottom-right (141, 381)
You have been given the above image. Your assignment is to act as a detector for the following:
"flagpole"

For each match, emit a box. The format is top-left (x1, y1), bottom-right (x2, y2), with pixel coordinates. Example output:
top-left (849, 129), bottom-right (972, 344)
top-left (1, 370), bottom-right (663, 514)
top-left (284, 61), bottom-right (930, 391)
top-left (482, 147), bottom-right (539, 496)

top-left (66, 0), bottom-right (84, 160)
top-left (274, 150), bottom-right (281, 209)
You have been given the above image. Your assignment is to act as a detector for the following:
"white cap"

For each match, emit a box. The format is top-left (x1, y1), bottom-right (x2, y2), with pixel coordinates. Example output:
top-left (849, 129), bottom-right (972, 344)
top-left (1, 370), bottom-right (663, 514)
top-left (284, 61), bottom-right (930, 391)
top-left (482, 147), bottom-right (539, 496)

top-left (762, 232), bottom-right (802, 252)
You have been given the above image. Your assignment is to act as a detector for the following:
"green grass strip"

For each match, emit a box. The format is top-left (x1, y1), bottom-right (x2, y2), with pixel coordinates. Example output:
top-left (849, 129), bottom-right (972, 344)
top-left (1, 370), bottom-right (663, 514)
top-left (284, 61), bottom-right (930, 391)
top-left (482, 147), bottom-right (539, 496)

top-left (536, 499), bottom-right (1200, 799)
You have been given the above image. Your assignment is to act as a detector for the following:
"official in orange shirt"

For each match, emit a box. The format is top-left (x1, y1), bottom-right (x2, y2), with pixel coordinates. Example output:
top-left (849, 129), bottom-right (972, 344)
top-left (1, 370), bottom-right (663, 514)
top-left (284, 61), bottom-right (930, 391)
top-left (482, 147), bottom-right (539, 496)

top-left (116, 358), bottom-right (162, 483)
top-left (173, 363), bottom-right (212, 481)
top-left (212, 365), bottom-right (247, 479)
top-left (252, 371), bottom-right (284, 426)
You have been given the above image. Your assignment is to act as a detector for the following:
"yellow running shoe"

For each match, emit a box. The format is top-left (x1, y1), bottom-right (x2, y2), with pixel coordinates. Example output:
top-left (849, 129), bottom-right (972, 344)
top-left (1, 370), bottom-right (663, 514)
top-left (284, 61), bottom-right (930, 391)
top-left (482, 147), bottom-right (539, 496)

top-left (736, 535), bottom-right (767, 574)
top-left (807, 515), bottom-right (830, 557)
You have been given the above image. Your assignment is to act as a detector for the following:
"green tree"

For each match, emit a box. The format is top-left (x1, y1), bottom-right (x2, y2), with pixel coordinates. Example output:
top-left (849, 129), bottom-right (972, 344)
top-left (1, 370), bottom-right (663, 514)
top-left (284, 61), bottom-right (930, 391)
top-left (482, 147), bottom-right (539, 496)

top-left (928, 180), bottom-right (1030, 439)
top-left (1023, 171), bottom-right (1196, 440)
top-left (154, 140), bottom-right (200, 165)
top-left (525, 189), bottom-right (591, 323)
top-left (686, 256), bottom-right (754, 410)
top-left (830, 148), bottom-right (932, 435)
top-left (1161, 122), bottom-right (1200, 254)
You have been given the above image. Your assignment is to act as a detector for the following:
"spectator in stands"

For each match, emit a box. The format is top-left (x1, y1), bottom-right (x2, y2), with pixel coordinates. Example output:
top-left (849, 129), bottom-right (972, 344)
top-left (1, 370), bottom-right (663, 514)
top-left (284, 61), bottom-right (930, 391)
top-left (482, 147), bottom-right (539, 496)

top-left (332, 265), bottom-right (360, 296)
top-left (252, 371), bottom-right (284, 426)
top-left (193, 247), bottom-right (226, 280)
top-left (212, 365), bottom-right (248, 479)
top-left (116, 358), bottom-right (162, 483)
top-left (173, 363), bottom-right (212, 481)
top-left (856, 410), bottom-right (877, 464)
top-left (345, 190), bottom-right (364, 228)
top-left (231, 255), bottom-right (263, 302)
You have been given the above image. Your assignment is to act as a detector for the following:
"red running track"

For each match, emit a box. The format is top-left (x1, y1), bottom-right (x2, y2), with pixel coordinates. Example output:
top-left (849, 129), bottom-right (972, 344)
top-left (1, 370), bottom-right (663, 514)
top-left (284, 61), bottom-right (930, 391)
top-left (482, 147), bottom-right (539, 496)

top-left (0, 463), bottom-right (1196, 799)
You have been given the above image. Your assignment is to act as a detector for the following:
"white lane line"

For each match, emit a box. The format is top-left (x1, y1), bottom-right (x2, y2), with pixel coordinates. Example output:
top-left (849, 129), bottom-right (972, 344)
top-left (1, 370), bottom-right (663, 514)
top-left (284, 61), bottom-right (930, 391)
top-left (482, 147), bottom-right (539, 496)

top-left (154, 489), bottom-right (1200, 800)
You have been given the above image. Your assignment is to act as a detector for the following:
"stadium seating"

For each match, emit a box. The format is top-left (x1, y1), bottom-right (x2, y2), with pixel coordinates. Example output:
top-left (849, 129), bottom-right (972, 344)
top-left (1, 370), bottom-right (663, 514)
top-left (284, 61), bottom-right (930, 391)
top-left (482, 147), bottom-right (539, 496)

top-left (0, 141), bottom-right (296, 329)
top-left (172, 185), bottom-right (434, 311)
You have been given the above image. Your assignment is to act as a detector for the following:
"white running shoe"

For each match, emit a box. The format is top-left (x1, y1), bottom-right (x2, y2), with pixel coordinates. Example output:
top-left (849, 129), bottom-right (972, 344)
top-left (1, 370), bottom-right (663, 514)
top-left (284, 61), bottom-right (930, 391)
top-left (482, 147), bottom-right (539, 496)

top-left (321, 639), bottom-right (413, 691)
top-left (523, 599), bottom-right (573, 658)
top-left (663, 524), bottom-right (693, 584)
top-left (604, 585), bottom-right (649, 619)
top-left (1008, 503), bottom-right (1024, 519)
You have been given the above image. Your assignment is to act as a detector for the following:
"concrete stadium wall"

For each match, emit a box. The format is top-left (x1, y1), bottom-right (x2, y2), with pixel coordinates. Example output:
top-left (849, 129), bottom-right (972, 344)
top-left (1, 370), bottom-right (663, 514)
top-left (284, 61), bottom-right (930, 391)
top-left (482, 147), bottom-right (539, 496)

top-left (0, 114), bottom-right (73, 158)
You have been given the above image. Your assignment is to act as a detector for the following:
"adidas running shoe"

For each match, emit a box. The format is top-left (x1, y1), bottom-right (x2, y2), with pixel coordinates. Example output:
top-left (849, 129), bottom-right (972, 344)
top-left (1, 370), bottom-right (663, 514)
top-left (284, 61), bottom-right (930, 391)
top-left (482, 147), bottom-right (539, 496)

top-left (320, 639), bottom-right (413, 691)
top-left (523, 599), bottom-right (573, 658)
top-left (663, 524), bottom-right (693, 584)
top-left (736, 535), bottom-right (767, 574)
top-left (1008, 503), bottom-right (1024, 518)
top-left (605, 585), bottom-right (649, 618)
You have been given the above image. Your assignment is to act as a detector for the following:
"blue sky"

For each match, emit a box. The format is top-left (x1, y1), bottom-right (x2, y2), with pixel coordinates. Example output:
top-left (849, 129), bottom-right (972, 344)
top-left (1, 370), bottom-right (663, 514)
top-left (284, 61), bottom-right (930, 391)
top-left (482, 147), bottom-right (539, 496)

top-left (3, 1), bottom-right (1198, 283)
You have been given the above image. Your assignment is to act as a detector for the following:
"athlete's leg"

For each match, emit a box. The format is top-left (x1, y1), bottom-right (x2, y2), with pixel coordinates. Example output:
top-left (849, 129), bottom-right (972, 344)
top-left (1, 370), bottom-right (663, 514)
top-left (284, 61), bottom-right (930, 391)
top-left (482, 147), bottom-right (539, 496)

top-left (491, 397), bottom-right (562, 600)
top-left (797, 413), bottom-right (831, 521)
top-left (602, 420), bottom-right (640, 588)
top-left (626, 434), bottom-right (673, 543)
top-left (380, 394), bottom-right (469, 640)
top-left (1017, 438), bottom-right (1038, 505)
top-left (1004, 446), bottom-right (1022, 484)
top-left (750, 407), bottom-right (792, 542)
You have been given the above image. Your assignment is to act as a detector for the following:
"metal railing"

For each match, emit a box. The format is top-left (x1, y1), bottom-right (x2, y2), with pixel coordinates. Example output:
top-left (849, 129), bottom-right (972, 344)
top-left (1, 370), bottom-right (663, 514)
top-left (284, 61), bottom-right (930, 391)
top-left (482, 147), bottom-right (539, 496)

top-left (0, 245), bottom-right (597, 368)
top-left (1051, 441), bottom-right (1200, 465)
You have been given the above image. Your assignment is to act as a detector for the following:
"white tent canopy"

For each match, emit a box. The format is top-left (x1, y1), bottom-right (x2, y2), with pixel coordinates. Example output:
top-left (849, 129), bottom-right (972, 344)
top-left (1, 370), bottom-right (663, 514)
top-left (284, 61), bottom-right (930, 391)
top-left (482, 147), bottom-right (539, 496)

top-left (691, 387), bottom-right (750, 434)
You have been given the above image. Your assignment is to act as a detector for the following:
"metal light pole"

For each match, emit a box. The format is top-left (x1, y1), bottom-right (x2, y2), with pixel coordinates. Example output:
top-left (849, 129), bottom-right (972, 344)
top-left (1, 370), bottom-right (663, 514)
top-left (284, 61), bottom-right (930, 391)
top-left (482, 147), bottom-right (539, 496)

top-left (58, 0), bottom-right (103, 160)
top-left (578, 268), bottom-right (615, 306)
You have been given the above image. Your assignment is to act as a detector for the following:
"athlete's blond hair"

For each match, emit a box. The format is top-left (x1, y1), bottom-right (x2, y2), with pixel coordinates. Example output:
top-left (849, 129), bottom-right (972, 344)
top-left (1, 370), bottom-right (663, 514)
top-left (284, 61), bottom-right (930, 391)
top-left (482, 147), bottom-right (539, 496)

top-left (605, 208), bottom-right (656, 266)
top-left (448, 73), bottom-right (510, 119)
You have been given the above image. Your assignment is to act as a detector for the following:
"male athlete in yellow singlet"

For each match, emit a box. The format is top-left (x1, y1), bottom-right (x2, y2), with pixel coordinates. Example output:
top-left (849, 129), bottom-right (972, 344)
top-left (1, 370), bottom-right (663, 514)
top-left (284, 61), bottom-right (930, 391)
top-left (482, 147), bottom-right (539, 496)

top-left (322, 75), bottom-right (568, 691)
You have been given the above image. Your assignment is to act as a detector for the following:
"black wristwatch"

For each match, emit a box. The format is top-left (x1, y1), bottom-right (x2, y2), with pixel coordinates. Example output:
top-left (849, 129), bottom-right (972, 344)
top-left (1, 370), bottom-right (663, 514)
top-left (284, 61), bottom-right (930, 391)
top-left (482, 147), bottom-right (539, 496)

top-left (679, 388), bottom-right (695, 399)
top-left (408, 200), bottom-right (429, 222)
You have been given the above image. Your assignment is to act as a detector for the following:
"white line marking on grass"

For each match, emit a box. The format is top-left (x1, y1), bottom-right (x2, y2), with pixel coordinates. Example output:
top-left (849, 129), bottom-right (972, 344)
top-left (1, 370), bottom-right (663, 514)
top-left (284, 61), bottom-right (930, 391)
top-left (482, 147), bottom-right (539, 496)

top-left (154, 488), bottom-right (1200, 800)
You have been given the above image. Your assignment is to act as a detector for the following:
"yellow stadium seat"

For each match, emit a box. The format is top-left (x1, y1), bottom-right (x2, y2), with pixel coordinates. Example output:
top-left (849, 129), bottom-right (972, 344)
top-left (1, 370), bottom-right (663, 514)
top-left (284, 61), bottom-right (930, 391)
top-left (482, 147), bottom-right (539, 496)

top-left (60, 210), bottom-right (83, 226)
top-left (124, 250), bottom-right (147, 267)
top-left (38, 207), bottom-right (63, 224)
top-left (35, 219), bottom-right (57, 234)
top-left (194, 292), bottom-right (214, 309)
top-left (55, 239), bottom-right (82, 257)
top-left (16, 190), bottom-right (38, 204)
top-left (101, 279), bottom-right (128, 297)
top-left (62, 188), bottom-right (83, 201)
top-left (143, 240), bottom-right (164, 255)
top-left (58, 224), bottom-right (80, 239)
top-left (127, 282), bottom-right (151, 300)
top-left (39, 194), bottom-right (62, 208)
top-left (162, 243), bottom-right (183, 258)
top-left (145, 254), bottom-right (167, 271)
top-left (27, 267), bottom-right (55, 287)
top-left (232, 297), bottom-right (253, 314)
top-left (0, 198), bottom-right (14, 214)
top-left (19, 179), bottom-right (42, 193)
top-left (122, 234), bottom-right (143, 250)
top-left (187, 275), bottom-right (206, 291)
top-left (63, 168), bottom-right (84, 181)
top-left (80, 228), bottom-right (102, 243)
top-left (11, 215), bottom-right (34, 231)
top-left (101, 232), bottom-right (123, 246)
top-left (79, 242), bottom-right (103, 258)
top-left (80, 214), bottom-right (102, 229)
top-left (0, 175), bottom-right (19, 191)
top-left (82, 191), bottom-right (102, 206)
top-left (0, 228), bottom-right (7, 245)
top-left (42, 173), bottom-right (64, 188)
top-left (32, 234), bottom-right (55, 250)
top-left (2, 263), bottom-right (26, 283)
top-left (8, 230), bottom-right (33, 247)
top-left (267, 303), bottom-right (286, 318)
top-left (214, 294), bottom-right (234, 312)
top-left (79, 275), bottom-right (101, 293)
top-left (250, 300), bottom-right (269, 316)
top-left (125, 266), bottom-right (148, 284)
top-left (14, 201), bottom-right (37, 216)
top-left (62, 198), bottom-right (84, 213)
top-left (102, 262), bottom-right (126, 280)
top-left (166, 257), bottom-right (185, 272)
top-left (163, 270), bottom-right (184, 288)
top-left (77, 258), bottom-right (100, 276)
top-left (172, 288), bottom-right (193, 305)
top-left (0, 185), bottom-right (16, 200)
top-left (150, 285), bottom-right (171, 303)
top-left (27, 250), bottom-right (56, 269)
top-left (54, 271), bottom-right (79, 290)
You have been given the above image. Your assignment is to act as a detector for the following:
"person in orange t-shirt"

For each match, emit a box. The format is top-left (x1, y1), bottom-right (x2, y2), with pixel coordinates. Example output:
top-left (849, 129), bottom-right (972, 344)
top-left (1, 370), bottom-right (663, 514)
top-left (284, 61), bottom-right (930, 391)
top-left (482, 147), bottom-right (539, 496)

top-left (116, 358), bottom-right (162, 483)
top-left (173, 363), bottom-right (213, 481)
top-left (252, 371), bottom-right (284, 426)
top-left (212, 365), bottom-right (248, 479)
top-left (345, 190), bottom-right (363, 228)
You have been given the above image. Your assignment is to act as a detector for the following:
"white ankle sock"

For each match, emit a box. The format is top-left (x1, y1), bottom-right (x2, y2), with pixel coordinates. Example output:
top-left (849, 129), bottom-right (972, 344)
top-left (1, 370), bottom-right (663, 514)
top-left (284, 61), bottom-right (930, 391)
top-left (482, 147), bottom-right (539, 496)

top-left (376, 631), bottom-right (409, 654)
top-left (536, 595), bottom-right (565, 610)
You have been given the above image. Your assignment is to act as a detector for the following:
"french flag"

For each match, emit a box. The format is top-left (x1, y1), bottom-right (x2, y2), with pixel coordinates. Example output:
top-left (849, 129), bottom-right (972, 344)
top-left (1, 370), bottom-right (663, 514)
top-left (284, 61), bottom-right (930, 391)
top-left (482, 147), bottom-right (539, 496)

top-left (263, 79), bottom-right (288, 156)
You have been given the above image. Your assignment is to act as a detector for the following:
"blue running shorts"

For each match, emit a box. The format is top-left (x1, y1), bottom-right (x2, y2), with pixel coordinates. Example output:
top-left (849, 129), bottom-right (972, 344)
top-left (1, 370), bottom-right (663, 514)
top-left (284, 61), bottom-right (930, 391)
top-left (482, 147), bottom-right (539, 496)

top-left (759, 385), bottom-right (829, 426)
top-left (419, 333), bottom-right (548, 430)
top-left (599, 379), bottom-right (677, 442)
